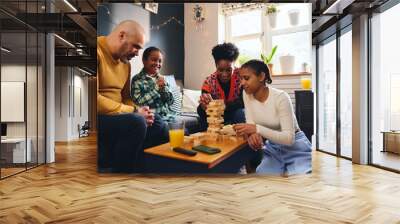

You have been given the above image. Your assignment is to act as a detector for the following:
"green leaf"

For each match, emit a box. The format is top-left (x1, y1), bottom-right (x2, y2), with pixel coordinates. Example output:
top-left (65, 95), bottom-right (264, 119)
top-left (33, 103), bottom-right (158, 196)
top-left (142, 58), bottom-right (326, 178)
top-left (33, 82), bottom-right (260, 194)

top-left (238, 54), bottom-right (252, 66)
top-left (266, 45), bottom-right (278, 64)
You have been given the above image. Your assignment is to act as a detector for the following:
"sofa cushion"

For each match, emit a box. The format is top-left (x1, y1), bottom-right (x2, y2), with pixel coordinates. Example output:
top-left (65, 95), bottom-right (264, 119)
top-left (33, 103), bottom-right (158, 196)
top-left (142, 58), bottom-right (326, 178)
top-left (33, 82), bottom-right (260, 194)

top-left (164, 75), bottom-right (182, 115)
top-left (182, 88), bottom-right (201, 113)
top-left (170, 87), bottom-right (182, 115)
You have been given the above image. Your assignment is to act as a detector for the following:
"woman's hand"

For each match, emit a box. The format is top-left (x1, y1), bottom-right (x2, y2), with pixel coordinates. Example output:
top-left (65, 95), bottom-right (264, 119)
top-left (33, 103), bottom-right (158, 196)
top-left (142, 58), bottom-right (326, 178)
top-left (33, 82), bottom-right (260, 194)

top-left (233, 123), bottom-right (257, 136)
top-left (247, 133), bottom-right (264, 151)
top-left (199, 93), bottom-right (213, 110)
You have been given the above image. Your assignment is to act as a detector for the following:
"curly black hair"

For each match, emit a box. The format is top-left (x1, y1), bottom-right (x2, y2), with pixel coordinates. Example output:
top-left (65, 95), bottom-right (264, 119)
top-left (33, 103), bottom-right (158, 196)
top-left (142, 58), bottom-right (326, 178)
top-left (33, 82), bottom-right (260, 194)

top-left (241, 59), bottom-right (272, 84)
top-left (211, 42), bottom-right (239, 63)
top-left (142, 46), bottom-right (162, 61)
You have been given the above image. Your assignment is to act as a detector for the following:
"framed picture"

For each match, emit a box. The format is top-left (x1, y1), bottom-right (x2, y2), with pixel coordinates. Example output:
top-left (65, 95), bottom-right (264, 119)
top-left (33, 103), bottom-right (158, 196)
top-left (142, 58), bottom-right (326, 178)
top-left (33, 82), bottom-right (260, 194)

top-left (144, 3), bottom-right (158, 14)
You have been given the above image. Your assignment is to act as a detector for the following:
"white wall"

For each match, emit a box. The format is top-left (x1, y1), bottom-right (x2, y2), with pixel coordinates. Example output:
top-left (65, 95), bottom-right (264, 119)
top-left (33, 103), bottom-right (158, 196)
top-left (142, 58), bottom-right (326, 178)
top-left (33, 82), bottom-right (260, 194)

top-left (1, 65), bottom-right (40, 137)
top-left (72, 74), bottom-right (89, 138)
top-left (55, 67), bottom-right (69, 141)
top-left (1, 64), bottom-right (46, 163)
top-left (184, 3), bottom-right (223, 90)
top-left (55, 67), bottom-right (89, 141)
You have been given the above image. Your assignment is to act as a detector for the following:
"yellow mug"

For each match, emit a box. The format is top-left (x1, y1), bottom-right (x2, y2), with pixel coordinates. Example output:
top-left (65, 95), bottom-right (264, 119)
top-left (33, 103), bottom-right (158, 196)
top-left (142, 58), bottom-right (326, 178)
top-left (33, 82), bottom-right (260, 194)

top-left (301, 77), bottom-right (312, 90)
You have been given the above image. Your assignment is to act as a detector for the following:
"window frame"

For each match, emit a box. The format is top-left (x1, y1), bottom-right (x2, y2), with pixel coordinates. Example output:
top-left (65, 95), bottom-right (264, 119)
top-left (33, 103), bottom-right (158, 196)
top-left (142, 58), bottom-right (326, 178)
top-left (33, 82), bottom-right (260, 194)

top-left (225, 5), bottom-right (312, 72)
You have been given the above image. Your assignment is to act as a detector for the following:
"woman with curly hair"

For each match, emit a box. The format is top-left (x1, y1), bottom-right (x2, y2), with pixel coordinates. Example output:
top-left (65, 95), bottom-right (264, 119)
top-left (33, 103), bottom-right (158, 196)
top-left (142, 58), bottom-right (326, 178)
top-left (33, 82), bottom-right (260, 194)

top-left (197, 42), bottom-right (245, 131)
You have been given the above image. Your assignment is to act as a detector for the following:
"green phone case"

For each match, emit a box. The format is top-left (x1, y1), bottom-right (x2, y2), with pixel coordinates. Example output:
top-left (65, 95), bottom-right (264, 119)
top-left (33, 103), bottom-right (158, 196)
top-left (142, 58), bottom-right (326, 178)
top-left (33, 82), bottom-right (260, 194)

top-left (192, 145), bottom-right (221, 154)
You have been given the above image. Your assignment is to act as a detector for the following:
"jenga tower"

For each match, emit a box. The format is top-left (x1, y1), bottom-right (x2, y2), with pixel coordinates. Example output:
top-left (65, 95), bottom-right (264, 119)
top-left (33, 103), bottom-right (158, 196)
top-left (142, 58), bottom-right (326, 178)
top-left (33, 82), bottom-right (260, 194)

top-left (206, 100), bottom-right (225, 133)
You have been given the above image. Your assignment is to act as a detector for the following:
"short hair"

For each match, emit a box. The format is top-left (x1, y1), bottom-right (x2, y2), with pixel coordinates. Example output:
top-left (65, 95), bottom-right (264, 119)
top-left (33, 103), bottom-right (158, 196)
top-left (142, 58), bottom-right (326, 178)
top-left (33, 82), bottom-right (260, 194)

top-left (142, 46), bottom-right (162, 61)
top-left (241, 59), bottom-right (272, 84)
top-left (211, 43), bottom-right (239, 63)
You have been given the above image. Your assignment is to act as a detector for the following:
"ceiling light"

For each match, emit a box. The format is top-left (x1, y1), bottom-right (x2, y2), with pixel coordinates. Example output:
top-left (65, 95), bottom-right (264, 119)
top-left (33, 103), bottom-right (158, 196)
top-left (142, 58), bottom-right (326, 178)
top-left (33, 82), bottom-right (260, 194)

top-left (63, 0), bottom-right (78, 12)
top-left (54, 34), bottom-right (75, 48)
top-left (322, 0), bottom-right (354, 15)
top-left (1, 47), bottom-right (11, 53)
top-left (77, 67), bottom-right (93, 76)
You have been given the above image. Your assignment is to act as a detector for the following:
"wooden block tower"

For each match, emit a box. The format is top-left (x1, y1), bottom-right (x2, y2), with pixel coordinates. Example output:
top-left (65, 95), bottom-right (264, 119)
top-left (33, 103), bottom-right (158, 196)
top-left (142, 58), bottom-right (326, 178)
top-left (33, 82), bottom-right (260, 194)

top-left (206, 99), bottom-right (225, 133)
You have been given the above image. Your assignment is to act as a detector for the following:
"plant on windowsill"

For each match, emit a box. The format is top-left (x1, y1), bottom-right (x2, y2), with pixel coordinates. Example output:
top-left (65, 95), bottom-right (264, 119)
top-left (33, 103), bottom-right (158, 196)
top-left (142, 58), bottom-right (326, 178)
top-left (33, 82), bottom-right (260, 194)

top-left (265, 4), bottom-right (278, 28)
top-left (261, 45), bottom-right (278, 75)
top-left (237, 54), bottom-right (252, 66)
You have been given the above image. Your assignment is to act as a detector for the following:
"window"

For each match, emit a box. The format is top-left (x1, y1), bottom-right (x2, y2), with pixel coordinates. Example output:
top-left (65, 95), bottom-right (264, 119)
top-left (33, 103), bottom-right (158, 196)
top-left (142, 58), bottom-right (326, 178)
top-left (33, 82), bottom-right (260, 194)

top-left (340, 28), bottom-right (352, 158)
top-left (390, 74), bottom-right (400, 130)
top-left (225, 4), bottom-right (311, 74)
top-left (0, 1), bottom-right (47, 179)
top-left (226, 10), bottom-right (263, 59)
top-left (271, 31), bottom-right (311, 72)
top-left (317, 37), bottom-right (337, 155)
top-left (371, 2), bottom-right (400, 171)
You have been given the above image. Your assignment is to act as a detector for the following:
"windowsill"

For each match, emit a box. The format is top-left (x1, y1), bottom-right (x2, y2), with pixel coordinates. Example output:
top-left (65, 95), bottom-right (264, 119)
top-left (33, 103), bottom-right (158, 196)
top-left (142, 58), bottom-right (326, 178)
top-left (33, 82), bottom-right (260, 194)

top-left (271, 72), bottom-right (312, 77)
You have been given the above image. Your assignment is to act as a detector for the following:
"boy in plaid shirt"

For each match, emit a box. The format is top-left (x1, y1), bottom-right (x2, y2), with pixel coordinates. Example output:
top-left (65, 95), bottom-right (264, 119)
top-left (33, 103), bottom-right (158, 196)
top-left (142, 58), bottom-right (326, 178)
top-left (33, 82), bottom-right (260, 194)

top-left (131, 47), bottom-right (176, 121)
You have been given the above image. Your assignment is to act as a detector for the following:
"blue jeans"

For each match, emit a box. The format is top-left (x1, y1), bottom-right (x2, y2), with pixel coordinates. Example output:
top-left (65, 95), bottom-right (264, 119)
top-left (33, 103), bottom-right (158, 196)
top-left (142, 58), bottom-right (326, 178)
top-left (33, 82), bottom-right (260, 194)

top-left (256, 131), bottom-right (312, 175)
top-left (97, 113), bottom-right (169, 173)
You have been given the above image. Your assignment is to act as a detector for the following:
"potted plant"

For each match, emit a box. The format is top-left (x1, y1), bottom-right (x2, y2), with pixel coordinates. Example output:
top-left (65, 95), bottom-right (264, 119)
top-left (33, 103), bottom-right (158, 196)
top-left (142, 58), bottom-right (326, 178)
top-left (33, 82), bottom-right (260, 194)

top-left (261, 45), bottom-right (278, 75)
top-left (279, 54), bottom-right (295, 74)
top-left (237, 54), bottom-right (252, 66)
top-left (288, 9), bottom-right (300, 26)
top-left (266, 4), bottom-right (278, 28)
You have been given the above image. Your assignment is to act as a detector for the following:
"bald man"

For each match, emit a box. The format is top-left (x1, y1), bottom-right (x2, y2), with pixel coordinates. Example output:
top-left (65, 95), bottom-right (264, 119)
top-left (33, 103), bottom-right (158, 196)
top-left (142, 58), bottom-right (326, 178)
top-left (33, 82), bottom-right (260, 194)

top-left (97, 20), bottom-right (169, 173)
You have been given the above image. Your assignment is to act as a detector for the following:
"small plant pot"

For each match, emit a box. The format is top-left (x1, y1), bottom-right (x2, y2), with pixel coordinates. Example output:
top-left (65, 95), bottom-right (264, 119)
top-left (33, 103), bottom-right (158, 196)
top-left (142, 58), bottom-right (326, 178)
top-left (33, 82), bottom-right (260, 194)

top-left (267, 63), bottom-right (274, 75)
top-left (288, 9), bottom-right (300, 26)
top-left (279, 55), bottom-right (295, 74)
top-left (268, 13), bottom-right (277, 28)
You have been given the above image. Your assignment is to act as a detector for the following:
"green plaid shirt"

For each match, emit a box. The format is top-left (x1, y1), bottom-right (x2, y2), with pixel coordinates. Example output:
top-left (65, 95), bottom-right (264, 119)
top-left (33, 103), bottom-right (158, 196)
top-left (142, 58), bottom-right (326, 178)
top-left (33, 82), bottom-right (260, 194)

top-left (131, 69), bottom-right (176, 121)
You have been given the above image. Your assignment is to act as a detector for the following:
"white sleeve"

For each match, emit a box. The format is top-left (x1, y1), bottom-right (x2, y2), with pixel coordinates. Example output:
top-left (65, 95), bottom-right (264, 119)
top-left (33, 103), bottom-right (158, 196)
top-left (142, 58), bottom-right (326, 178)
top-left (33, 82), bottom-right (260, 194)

top-left (243, 92), bottom-right (255, 124)
top-left (256, 92), bottom-right (296, 145)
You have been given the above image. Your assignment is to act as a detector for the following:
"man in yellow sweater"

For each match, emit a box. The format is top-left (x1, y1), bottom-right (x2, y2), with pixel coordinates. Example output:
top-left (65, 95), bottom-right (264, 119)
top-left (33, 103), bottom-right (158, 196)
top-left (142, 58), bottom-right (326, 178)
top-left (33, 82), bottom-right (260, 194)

top-left (97, 20), bottom-right (168, 172)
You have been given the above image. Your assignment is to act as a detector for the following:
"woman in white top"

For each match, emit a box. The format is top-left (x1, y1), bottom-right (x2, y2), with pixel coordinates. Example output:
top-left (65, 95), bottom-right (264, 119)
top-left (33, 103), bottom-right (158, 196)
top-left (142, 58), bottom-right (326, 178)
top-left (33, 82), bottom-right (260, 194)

top-left (234, 60), bottom-right (312, 175)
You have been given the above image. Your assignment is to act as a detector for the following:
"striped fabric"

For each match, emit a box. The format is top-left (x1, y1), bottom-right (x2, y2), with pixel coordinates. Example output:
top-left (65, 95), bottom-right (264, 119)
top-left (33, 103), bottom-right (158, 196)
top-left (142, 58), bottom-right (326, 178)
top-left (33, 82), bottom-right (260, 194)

top-left (164, 75), bottom-right (182, 115)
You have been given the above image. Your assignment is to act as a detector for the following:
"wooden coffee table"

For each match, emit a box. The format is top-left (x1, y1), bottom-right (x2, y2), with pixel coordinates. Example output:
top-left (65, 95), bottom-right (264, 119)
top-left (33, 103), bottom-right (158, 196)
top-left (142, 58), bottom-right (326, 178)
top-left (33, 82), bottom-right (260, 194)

top-left (143, 135), bottom-right (256, 173)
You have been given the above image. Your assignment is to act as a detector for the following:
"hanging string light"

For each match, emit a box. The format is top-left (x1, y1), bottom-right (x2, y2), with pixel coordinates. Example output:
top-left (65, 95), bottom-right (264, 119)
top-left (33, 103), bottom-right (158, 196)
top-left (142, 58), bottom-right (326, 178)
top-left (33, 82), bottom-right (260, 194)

top-left (150, 16), bottom-right (184, 30)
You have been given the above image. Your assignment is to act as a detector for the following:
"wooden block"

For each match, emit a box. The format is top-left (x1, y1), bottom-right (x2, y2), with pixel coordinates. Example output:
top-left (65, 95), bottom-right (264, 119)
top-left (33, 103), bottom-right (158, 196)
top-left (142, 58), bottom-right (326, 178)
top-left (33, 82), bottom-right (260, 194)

top-left (206, 110), bottom-right (224, 115)
top-left (220, 125), bottom-right (236, 136)
top-left (207, 117), bottom-right (224, 123)
top-left (222, 135), bottom-right (232, 141)
top-left (229, 136), bottom-right (238, 141)
top-left (209, 99), bottom-right (224, 106)
top-left (207, 127), bottom-right (221, 133)
top-left (206, 109), bottom-right (224, 114)
top-left (191, 132), bottom-right (206, 138)
top-left (193, 138), bottom-right (202, 146)
top-left (184, 136), bottom-right (194, 144)
top-left (209, 125), bottom-right (224, 129)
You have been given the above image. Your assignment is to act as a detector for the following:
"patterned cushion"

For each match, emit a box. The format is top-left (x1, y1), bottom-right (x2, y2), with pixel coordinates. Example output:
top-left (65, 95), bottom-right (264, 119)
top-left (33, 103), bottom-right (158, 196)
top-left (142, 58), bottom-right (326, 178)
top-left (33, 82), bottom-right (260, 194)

top-left (170, 87), bottom-right (182, 115)
top-left (164, 75), bottom-right (182, 115)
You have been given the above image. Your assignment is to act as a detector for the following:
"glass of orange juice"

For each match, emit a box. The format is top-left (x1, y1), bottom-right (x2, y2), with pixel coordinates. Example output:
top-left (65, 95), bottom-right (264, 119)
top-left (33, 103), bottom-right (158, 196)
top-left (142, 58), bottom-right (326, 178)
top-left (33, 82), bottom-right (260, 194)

top-left (300, 77), bottom-right (312, 90)
top-left (168, 120), bottom-right (185, 149)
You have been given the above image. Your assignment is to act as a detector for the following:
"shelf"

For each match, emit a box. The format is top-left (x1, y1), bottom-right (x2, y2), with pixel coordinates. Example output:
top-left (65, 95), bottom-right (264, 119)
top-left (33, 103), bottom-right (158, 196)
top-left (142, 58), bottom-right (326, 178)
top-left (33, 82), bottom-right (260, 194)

top-left (271, 72), bottom-right (312, 77)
